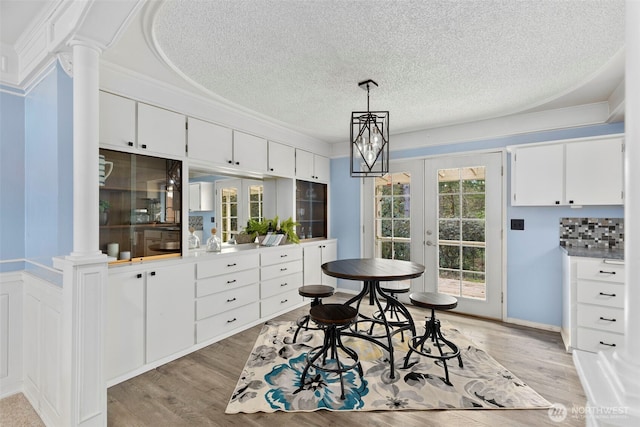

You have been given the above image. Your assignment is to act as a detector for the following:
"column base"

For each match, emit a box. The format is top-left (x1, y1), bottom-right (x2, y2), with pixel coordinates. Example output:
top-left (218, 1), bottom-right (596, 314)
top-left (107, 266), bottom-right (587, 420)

top-left (573, 349), bottom-right (640, 426)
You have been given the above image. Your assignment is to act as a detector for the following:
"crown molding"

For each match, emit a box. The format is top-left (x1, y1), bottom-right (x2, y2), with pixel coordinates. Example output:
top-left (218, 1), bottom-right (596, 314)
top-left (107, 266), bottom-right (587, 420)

top-left (331, 101), bottom-right (617, 158)
top-left (1, 0), bottom-right (144, 89)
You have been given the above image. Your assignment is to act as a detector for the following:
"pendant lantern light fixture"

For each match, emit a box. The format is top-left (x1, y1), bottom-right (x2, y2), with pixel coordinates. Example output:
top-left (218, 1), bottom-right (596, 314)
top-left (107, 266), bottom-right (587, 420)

top-left (350, 79), bottom-right (389, 177)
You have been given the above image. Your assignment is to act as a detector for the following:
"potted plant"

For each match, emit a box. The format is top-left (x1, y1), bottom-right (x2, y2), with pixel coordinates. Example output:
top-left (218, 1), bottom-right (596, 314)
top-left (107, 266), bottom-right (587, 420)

top-left (239, 216), bottom-right (300, 244)
top-left (99, 200), bottom-right (110, 225)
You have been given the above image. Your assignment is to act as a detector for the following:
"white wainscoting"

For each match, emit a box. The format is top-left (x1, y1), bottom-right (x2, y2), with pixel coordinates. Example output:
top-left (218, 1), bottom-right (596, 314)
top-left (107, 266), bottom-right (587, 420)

top-left (22, 272), bottom-right (63, 427)
top-left (0, 272), bottom-right (23, 398)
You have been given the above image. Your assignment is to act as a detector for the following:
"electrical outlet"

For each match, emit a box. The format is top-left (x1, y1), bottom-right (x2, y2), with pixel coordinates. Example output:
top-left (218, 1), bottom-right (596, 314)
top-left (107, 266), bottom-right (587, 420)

top-left (511, 219), bottom-right (525, 230)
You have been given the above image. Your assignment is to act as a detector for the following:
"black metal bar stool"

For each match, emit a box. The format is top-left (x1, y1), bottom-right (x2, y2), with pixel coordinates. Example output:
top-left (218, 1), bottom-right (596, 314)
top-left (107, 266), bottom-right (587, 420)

top-left (298, 304), bottom-right (363, 400)
top-left (292, 285), bottom-right (335, 343)
top-left (403, 292), bottom-right (463, 386)
top-left (369, 281), bottom-right (412, 341)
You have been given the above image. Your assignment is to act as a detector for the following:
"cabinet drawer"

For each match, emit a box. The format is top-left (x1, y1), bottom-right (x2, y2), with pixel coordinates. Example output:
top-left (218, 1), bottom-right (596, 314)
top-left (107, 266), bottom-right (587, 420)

top-left (261, 259), bottom-right (302, 281)
top-left (577, 304), bottom-right (624, 334)
top-left (261, 272), bottom-right (302, 299)
top-left (261, 289), bottom-right (302, 317)
top-left (576, 327), bottom-right (623, 353)
top-left (576, 259), bottom-right (624, 283)
top-left (577, 281), bottom-right (624, 308)
top-left (196, 302), bottom-right (260, 343)
top-left (261, 246), bottom-right (303, 266)
top-left (196, 253), bottom-right (259, 279)
top-left (196, 283), bottom-right (259, 320)
top-left (196, 268), bottom-right (259, 297)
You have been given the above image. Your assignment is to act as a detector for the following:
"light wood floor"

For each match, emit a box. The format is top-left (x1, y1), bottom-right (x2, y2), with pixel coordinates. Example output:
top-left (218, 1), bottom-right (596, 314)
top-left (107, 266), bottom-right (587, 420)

top-left (108, 293), bottom-right (586, 426)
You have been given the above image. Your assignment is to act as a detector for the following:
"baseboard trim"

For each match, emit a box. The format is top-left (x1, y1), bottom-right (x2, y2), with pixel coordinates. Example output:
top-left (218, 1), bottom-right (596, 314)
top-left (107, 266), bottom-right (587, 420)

top-left (505, 316), bottom-right (561, 332)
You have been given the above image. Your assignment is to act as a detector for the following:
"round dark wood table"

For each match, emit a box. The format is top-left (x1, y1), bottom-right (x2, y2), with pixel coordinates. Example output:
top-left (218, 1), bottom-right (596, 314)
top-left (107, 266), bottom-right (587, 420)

top-left (321, 258), bottom-right (425, 378)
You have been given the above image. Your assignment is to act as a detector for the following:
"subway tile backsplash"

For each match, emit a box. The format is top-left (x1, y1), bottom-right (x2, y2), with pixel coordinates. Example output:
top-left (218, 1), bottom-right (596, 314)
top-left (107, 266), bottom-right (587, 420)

top-left (560, 217), bottom-right (623, 248)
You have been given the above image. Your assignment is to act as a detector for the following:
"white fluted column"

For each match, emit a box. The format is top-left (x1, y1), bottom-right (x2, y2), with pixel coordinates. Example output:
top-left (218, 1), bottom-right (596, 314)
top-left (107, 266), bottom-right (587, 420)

top-left (70, 41), bottom-right (102, 257)
top-left (573, 2), bottom-right (640, 426)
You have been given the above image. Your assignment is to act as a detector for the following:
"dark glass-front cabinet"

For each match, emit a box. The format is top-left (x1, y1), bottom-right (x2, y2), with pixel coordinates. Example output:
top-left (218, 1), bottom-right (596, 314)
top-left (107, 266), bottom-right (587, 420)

top-left (296, 180), bottom-right (327, 240)
top-left (99, 149), bottom-right (182, 261)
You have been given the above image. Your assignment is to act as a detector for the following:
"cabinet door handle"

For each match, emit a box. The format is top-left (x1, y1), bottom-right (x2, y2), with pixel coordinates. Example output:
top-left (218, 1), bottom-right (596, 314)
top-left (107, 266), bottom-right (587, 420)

top-left (599, 270), bottom-right (616, 275)
top-left (569, 200), bottom-right (574, 204)
top-left (280, 267), bottom-right (287, 271)
top-left (227, 318), bottom-right (237, 323)
top-left (141, 144), bottom-right (147, 149)
top-left (280, 283), bottom-right (288, 287)
top-left (599, 316), bottom-right (616, 322)
top-left (128, 141), bottom-right (134, 147)
top-left (280, 299), bottom-right (288, 304)
top-left (227, 263), bottom-right (237, 267)
top-left (555, 201), bottom-right (560, 204)
top-left (235, 161), bottom-right (240, 165)
top-left (136, 273), bottom-right (142, 279)
top-left (599, 341), bottom-right (616, 347)
top-left (228, 160), bottom-right (233, 164)
top-left (280, 254), bottom-right (288, 258)
top-left (227, 279), bottom-right (236, 284)
top-left (150, 271), bottom-right (156, 276)
top-left (599, 292), bottom-right (616, 297)
top-left (270, 168), bottom-right (274, 171)
top-left (227, 297), bottom-right (236, 302)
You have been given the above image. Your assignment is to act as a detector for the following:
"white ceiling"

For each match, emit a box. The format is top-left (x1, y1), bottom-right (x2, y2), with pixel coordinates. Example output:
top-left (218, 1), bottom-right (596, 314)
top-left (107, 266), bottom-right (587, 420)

top-left (1, 0), bottom-right (626, 145)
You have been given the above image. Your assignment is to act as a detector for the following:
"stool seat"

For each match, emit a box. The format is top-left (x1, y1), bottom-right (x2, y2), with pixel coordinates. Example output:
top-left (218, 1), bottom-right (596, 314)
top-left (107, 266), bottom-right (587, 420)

top-left (410, 292), bottom-right (458, 311)
top-left (298, 285), bottom-right (335, 299)
top-left (310, 304), bottom-right (357, 326)
top-left (380, 282), bottom-right (411, 294)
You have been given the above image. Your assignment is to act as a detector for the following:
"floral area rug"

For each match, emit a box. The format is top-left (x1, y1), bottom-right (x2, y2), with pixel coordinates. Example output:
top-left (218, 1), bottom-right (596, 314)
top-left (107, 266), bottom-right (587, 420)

top-left (225, 320), bottom-right (551, 413)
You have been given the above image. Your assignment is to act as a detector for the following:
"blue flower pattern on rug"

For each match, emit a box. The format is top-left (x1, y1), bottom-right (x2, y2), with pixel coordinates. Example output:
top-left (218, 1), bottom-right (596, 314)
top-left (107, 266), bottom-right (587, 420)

top-left (264, 353), bottom-right (368, 410)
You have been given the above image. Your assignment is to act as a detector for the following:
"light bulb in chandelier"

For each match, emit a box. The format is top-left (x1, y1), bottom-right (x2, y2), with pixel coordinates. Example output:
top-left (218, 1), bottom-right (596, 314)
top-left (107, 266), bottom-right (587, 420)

top-left (364, 144), bottom-right (376, 163)
top-left (371, 127), bottom-right (381, 149)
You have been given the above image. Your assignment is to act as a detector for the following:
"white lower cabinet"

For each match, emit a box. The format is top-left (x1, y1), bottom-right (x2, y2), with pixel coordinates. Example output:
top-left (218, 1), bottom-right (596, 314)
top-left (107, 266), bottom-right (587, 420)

top-left (562, 253), bottom-right (625, 353)
top-left (260, 246), bottom-right (303, 317)
top-left (195, 252), bottom-right (260, 343)
top-left (106, 241), bottom-right (336, 384)
top-left (146, 263), bottom-right (195, 363)
top-left (303, 240), bottom-right (337, 286)
top-left (106, 269), bottom-right (145, 381)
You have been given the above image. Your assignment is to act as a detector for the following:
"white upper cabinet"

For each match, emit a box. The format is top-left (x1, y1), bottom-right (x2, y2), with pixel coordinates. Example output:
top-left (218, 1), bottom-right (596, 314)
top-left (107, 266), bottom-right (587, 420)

top-left (231, 131), bottom-right (267, 173)
top-left (189, 182), bottom-right (214, 211)
top-left (268, 141), bottom-right (295, 177)
top-left (511, 136), bottom-right (624, 206)
top-left (137, 103), bottom-right (186, 158)
top-left (187, 117), bottom-right (233, 166)
top-left (296, 149), bottom-right (330, 183)
top-left (565, 138), bottom-right (624, 205)
top-left (511, 144), bottom-right (564, 205)
top-left (99, 91), bottom-right (136, 149)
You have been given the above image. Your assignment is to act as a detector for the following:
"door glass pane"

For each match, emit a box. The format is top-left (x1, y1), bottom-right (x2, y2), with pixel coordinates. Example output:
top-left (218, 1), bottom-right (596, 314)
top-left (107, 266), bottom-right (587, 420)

top-left (375, 172), bottom-right (411, 261)
top-left (248, 184), bottom-right (264, 222)
top-left (437, 166), bottom-right (486, 300)
top-left (221, 187), bottom-right (238, 242)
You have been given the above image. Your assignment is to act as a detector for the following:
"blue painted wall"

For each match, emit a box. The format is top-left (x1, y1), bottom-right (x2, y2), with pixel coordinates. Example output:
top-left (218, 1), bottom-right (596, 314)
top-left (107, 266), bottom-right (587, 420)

top-left (22, 64), bottom-right (74, 266)
top-left (330, 122), bottom-right (624, 326)
top-left (0, 90), bottom-right (26, 261)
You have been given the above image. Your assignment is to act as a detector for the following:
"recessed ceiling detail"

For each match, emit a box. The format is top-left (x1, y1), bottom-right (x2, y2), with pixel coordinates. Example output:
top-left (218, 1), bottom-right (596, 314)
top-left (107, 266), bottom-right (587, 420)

top-left (151, 0), bottom-right (624, 143)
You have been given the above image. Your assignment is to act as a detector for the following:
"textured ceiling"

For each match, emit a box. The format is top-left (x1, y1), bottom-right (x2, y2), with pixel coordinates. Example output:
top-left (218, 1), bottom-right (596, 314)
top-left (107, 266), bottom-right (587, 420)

top-left (150, 0), bottom-right (624, 143)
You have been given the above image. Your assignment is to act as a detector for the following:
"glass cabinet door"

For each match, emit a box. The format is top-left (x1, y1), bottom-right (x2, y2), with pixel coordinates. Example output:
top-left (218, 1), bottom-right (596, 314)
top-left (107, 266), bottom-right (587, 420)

top-left (296, 180), bottom-right (327, 240)
top-left (99, 149), bottom-right (182, 261)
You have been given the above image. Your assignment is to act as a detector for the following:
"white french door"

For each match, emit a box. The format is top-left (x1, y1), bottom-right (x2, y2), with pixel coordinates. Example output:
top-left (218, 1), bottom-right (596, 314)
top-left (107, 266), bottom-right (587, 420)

top-left (424, 152), bottom-right (503, 318)
top-left (363, 152), bottom-right (504, 319)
